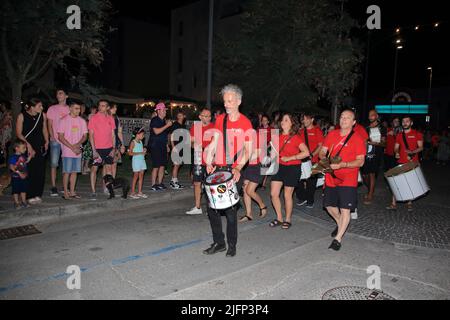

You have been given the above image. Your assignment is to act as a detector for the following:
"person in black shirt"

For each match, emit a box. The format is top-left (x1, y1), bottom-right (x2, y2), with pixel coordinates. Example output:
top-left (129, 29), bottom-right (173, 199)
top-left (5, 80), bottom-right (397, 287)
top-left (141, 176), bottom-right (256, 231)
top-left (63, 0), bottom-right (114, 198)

top-left (362, 110), bottom-right (386, 205)
top-left (169, 110), bottom-right (187, 189)
top-left (149, 103), bottom-right (172, 191)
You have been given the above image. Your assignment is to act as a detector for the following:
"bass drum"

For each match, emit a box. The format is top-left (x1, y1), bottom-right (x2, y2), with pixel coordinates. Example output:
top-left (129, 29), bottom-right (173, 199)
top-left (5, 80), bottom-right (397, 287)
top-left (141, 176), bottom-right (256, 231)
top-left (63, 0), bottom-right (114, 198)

top-left (384, 162), bottom-right (430, 202)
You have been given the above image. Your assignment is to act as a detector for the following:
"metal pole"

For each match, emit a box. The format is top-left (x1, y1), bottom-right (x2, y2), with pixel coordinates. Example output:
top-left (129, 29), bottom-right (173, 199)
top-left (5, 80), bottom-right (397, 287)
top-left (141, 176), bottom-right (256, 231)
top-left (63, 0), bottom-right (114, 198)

top-left (206, 0), bottom-right (214, 108)
top-left (363, 30), bottom-right (371, 119)
top-left (392, 48), bottom-right (399, 98)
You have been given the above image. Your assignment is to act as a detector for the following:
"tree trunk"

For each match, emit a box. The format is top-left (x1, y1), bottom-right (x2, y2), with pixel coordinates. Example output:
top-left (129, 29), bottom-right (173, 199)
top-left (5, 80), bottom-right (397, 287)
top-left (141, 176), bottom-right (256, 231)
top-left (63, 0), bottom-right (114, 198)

top-left (11, 81), bottom-right (23, 138)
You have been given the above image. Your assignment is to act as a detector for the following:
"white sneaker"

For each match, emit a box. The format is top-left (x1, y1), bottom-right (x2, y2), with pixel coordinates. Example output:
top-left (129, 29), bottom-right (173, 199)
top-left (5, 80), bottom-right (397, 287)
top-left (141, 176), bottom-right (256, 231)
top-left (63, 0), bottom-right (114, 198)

top-left (129, 194), bottom-right (140, 199)
top-left (186, 207), bottom-right (203, 215)
top-left (351, 209), bottom-right (358, 220)
top-left (137, 193), bottom-right (148, 199)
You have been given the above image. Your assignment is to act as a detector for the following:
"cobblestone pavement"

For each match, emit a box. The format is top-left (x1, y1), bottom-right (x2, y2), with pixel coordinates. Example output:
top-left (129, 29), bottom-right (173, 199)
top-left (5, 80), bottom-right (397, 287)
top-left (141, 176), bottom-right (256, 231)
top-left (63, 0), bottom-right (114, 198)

top-left (294, 162), bottom-right (450, 250)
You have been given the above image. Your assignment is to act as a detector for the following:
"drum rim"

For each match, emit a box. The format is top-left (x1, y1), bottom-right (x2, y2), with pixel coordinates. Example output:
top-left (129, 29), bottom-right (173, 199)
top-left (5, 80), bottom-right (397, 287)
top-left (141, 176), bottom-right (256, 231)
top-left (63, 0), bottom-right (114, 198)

top-left (204, 171), bottom-right (233, 185)
top-left (384, 162), bottom-right (419, 178)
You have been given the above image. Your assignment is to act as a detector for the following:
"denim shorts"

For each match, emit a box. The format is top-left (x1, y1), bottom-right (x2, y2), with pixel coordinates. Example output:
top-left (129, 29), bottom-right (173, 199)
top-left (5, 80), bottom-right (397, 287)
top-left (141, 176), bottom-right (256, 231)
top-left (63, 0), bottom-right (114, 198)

top-left (62, 157), bottom-right (82, 173)
top-left (50, 141), bottom-right (61, 168)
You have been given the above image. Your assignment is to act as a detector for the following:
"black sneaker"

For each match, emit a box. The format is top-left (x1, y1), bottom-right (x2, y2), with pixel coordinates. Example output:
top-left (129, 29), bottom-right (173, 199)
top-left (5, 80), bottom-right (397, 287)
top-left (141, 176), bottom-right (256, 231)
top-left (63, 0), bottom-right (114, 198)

top-left (151, 185), bottom-right (160, 192)
top-left (328, 239), bottom-right (342, 251)
top-left (296, 200), bottom-right (307, 207)
top-left (50, 187), bottom-right (59, 197)
top-left (159, 183), bottom-right (167, 190)
top-left (203, 243), bottom-right (226, 255)
top-left (331, 227), bottom-right (338, 238)
top-left (226, 246), bottom-right (236, 257)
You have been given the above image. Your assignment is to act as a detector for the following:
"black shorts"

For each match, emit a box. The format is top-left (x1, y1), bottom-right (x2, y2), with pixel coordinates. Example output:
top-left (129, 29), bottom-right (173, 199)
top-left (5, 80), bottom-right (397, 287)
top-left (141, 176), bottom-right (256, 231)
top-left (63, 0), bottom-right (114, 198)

top-left (362, 155), bottom-right (381, 174)
top-left (192, 165), bottom-right (206, 183)
top-left (243, 165), bottom-right (263, 184)
top-left (150, 144), bottom-right (168, 168)
top-left (94, 148), bottom-right (114, 166)
top-left (11, 177), bottom-right (28, 195)
top-left (383, 154), bottom-right (397, 172)
top-left (323, 186), bottom-right (358, 210)
top-left (271, 164), bottom-right (301, 188)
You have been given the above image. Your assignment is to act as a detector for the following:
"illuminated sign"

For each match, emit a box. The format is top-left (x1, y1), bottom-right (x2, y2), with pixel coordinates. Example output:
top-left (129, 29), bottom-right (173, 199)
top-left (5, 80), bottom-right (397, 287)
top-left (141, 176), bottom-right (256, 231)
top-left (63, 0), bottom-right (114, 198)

top-left (375, 105), bottom-right (429, 114)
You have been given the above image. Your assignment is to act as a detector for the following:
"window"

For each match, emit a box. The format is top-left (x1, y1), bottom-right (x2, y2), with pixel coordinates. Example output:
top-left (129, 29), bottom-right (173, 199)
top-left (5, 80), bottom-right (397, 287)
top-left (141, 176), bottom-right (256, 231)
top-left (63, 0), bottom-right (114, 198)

top-left (178, 48), bottom-right (183, 73)
top-left (179, 21), bottom-right (183, 36)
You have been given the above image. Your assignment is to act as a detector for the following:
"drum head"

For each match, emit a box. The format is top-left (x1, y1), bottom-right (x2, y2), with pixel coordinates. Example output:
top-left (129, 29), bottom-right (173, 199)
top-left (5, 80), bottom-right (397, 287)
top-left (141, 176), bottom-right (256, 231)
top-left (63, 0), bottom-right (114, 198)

top-left (385, 162), bottom-right (419, 177)
top-left (205, 171), bottom-right (232, 185)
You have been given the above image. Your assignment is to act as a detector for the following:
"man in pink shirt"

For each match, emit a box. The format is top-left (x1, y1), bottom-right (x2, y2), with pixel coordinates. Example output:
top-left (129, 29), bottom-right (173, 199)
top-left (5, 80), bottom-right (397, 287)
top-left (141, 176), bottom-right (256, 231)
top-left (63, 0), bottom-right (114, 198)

top-left (87, 100), bottom-right (116, 199)
top-left (57, 101), bottom-right (88, 199)
top-left (47, 89), bottom-right (70, 196)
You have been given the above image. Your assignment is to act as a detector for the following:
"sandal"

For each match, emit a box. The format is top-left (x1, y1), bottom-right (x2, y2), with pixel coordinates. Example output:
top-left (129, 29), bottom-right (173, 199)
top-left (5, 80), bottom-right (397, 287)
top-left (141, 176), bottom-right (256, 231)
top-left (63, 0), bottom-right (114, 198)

top-left (282, 221), bottom-right (292, 229)
top-left (259, 206), bottom-right (268, 218)
top-left (70, 194), bottom-right (81, 199)
top-left (239, 215), bottom-right (253, 223)
top-left (386, 204), bottom-right (397, 211)
top-left (269, 219), bottom-right (282, 227)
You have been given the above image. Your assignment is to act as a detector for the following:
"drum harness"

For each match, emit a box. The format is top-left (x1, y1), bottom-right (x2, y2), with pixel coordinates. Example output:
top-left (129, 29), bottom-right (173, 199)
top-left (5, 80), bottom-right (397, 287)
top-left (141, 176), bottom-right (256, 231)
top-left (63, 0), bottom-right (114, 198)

top-left (207, 115), bottom-right (244, 213)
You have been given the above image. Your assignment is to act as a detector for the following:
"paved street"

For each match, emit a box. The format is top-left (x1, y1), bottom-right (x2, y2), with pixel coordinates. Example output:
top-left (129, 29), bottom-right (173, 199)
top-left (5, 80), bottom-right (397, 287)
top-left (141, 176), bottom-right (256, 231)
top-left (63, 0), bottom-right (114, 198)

top-left (0, 162), bottom-right (449, 300)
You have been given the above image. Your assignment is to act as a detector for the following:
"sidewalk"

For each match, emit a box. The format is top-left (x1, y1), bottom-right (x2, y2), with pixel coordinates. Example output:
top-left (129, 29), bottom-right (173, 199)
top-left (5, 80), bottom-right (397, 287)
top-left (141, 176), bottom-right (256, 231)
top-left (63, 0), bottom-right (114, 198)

top-left (0, 166), bottom-right (194, 228)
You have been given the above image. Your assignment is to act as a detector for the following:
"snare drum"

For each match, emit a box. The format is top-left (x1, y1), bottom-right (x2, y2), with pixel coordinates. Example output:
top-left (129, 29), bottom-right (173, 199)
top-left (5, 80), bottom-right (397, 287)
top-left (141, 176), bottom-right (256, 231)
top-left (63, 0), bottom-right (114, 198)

top-left (300, 160), bottom-right (312, 180)
top-left (204, 171), bottom-right (240, 210)
top-left (384, 162), bottom-right (430, 202)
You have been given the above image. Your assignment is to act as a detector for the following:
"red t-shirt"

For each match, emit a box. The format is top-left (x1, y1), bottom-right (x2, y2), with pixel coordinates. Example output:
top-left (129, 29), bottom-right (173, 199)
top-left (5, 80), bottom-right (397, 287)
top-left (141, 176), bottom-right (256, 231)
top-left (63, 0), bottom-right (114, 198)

top-left (395, 129), bottom-right (423, 164)
top-left (353, 123), bottom-right (369, 141)
top-left (323, 129), bottom-right (367, 187)
top-left (299, 126), bottom-right (324, 163)
top-left (213, 113), bottom-right (253, 167)
top-left (190, 122), bottom-right (215, 165)
top-left (275, 133), bottom-right (304, 166)
top-left (385, 127), bottom-right (396, 156)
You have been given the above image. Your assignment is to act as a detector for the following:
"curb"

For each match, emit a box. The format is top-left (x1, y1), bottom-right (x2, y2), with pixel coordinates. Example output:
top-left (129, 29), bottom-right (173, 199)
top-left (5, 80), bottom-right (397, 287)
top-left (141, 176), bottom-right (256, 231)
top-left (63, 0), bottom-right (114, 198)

top-left (0, 190), bottom-right (193, 229)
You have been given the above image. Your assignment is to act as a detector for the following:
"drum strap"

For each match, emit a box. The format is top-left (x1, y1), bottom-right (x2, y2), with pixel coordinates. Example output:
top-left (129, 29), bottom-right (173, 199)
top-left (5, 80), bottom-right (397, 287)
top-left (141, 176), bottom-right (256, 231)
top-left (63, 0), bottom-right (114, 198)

top-left (402, 131), bottom-right (411, 151)
top-left (223, 115), bottom-right (242, 167)
top-left (303, 127), bottom-right (312, 162)
top-left (334, 130), bottom-right (355, 158)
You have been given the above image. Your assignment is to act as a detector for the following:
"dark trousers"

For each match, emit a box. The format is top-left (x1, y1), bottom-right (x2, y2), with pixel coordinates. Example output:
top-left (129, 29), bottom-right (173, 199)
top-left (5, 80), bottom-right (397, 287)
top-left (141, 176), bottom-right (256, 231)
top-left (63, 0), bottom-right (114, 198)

top-left (27, 150), bottom-right (46, 199)
top-left (207, 205), bottom-right (238, 248)
top-left (296, 176), bottom-right (318, 205)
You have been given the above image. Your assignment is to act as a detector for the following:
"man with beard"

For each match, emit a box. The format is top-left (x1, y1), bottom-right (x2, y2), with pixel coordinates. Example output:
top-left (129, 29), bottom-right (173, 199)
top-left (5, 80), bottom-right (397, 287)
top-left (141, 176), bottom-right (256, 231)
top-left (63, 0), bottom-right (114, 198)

top-left (362, 110), bottom-right (386, 205)
top-left (386, 116), bottom-right (423, 212)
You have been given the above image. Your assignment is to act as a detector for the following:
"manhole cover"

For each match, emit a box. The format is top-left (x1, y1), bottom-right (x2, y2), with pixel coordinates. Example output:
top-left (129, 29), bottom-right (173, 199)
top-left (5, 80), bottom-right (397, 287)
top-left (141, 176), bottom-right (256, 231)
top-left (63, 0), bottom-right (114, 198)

top-left (0, 225), bottom-right (42, 240)
top-left (322, 286), bottom-right (395, 300)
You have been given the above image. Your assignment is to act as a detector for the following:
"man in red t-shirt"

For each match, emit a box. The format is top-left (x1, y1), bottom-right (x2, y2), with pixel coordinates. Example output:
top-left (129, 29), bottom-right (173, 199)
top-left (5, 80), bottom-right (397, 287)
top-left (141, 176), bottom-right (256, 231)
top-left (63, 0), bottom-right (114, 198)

top-left (296, 113), bottom-right (324, 208)
top-left (319, 109), bottom-right (366, 251)
top-left (186, 107), bottom-right (214, 215)
top-left (384, 117), bottom-right (400, 172)
top-left (387, 116), bottom-right (424, 212)
top-left (203, 85), bottom-right (253, 258)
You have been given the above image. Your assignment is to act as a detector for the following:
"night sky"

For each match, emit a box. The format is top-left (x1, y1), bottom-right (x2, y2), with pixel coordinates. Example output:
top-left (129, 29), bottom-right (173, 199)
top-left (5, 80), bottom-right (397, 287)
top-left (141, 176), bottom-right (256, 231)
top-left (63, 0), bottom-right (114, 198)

top-left (109, 0), bottom-right (450, 99)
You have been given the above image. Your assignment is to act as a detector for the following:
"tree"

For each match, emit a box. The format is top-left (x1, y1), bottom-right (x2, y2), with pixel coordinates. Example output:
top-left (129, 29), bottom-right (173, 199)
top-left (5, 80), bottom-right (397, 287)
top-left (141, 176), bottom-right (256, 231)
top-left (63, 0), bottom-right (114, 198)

top-left (0, 0), bottom-right (112, 120)
top-left (214, 0), bottom-right (363, 117)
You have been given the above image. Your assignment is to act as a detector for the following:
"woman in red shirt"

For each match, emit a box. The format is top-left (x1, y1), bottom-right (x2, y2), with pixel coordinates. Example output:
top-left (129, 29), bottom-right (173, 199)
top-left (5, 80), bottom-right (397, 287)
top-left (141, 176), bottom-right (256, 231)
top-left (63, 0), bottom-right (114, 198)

top-left (270, 113), bottom-right (310, 229)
